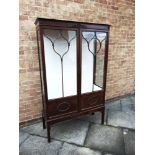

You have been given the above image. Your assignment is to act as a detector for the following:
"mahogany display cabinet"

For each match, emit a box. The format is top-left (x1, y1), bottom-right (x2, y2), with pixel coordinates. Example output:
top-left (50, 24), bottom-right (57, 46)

top-left (35, 18), bottom-right (110, 142)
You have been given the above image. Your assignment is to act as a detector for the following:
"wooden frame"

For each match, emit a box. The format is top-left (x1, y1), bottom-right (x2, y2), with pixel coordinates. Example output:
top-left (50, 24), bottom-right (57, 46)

top-left (35, 18), bottom-right (110, 142)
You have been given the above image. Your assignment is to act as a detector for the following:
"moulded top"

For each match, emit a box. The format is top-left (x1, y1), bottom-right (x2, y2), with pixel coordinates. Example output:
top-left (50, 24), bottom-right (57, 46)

top-left (34, 17), bottom-right (111, 31)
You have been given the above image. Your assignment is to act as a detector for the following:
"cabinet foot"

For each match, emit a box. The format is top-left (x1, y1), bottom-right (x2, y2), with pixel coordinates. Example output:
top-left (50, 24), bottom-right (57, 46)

top-left (42, 117), bottom-right (46, 129)
top-left (42, 112), bottom-right (46, 129)
top-left (101, 110), bottom-right (105, 125)
top-left (47, 124), bottom-right (51, 143)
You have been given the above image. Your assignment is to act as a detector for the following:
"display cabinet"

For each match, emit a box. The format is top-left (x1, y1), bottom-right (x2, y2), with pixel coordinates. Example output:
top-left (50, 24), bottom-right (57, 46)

top-left (35, 18), bottom-right (110, 142)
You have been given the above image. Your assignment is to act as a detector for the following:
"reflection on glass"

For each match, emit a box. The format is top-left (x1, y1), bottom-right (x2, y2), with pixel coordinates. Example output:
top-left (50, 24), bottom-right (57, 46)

top-left (43, 29), bottom-right (77, 99)
top-left (82, 31), bottom-right (106, 94)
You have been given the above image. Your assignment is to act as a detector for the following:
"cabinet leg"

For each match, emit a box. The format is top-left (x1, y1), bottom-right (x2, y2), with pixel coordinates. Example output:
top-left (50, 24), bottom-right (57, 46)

top-left (101, 109), bottom-right (105, 125)
top-left (42, 114), bottom-right (46, 129)
top-left (47, 124), bottom-right (51, 143)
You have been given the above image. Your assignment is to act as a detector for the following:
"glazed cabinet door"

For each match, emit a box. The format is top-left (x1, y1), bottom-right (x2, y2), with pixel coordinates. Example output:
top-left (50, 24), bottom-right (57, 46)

top-left (41, 28), bottom-right (78, 117)
top-left (81, 30), bottom-right (107, 110)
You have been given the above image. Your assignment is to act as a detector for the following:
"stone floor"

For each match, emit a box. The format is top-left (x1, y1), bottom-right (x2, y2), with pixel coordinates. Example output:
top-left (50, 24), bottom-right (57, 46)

top-left (19, 95), bottom-right (135, 155)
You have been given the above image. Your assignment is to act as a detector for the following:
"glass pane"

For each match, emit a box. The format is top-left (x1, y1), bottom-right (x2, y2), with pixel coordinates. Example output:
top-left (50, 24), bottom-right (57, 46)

top-left (81, 31), bottom-right (106, 94)
top-left (43, 29), bottom-right (77, 99)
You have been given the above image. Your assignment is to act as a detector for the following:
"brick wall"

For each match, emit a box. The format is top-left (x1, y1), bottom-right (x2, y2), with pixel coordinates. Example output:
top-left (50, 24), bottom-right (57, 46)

top-left (19, 0), bottom-right (135, 123)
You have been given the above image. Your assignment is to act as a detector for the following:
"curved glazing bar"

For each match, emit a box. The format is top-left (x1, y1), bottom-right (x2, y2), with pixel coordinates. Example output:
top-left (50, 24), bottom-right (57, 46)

top-left (82, 32), bottom-right (106, 56)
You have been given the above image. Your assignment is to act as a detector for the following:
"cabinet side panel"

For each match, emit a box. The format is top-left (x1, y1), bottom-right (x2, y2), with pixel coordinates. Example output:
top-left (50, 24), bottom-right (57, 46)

top-left (36, 29), bottom-right (47, 118)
